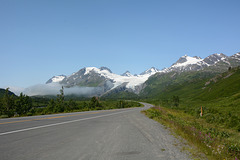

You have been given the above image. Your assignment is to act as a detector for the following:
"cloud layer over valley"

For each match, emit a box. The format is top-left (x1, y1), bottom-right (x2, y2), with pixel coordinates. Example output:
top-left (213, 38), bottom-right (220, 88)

top-left (9, 83), bottom-right (102, 97)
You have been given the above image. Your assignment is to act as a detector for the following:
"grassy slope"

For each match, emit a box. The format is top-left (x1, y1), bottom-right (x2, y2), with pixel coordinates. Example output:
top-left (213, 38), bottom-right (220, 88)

top-left (101, 90), bottom-right (139, 100)
top-left (196, 68), bottom-right (240, 101)
top-left (144, 67), bottom-right (240, 131)
top-left (141, 67), bottom-right (240, 103)
top-left (140, 70), bottom-right (217, 100)
top-left (142, 67), bottom-right (240, 159)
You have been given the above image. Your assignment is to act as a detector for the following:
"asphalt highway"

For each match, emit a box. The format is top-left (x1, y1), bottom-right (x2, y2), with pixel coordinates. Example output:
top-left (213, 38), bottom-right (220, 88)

top-left (0, 103), bottom-right (191, 160)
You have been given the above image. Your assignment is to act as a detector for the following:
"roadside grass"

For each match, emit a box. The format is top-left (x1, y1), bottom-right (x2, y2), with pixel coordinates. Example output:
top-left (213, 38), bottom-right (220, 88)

top-left (142, 106), bottom-right (240, 160)
top-left (141, 68), bottom-right (240, 159)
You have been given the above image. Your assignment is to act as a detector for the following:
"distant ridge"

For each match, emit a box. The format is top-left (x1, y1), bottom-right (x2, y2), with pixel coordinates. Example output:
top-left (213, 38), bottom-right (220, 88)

top-left (42, 52), bottom-right (240, 97)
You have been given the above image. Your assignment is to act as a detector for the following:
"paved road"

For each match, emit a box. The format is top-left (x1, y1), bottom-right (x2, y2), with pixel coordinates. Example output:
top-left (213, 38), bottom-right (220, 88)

top-left (0, 103), bottom-right (191, 160)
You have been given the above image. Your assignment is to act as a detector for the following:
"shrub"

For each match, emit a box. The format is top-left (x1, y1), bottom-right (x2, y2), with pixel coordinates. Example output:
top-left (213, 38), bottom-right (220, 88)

top-left (205, 113), bottom-right (215, 123)
top-left (27, 112), bottom-right (33, 116)
top-left (0, 115), bottom-right (8, 118)
top-left (228, 115), bottom-right (239, 128)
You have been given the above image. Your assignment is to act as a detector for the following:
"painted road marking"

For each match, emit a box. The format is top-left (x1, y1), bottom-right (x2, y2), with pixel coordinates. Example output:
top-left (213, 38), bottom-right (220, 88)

top-left (0, 109), bottom-right (136, 136)
top-left (0, 107), bottom-right (138, 125)
top-left (0, 112), bottom-right (102, 125)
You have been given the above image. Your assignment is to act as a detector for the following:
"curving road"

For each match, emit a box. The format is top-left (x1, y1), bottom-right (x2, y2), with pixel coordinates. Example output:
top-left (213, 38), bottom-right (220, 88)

top-left (0, 103), bottom-right (191, 160)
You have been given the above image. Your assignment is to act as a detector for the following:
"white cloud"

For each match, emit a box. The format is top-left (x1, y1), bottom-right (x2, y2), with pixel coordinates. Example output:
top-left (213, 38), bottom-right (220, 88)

top-left (8, 86), bottom-right (25, 96)
top-left (11, 83), bottom-right (103, 96)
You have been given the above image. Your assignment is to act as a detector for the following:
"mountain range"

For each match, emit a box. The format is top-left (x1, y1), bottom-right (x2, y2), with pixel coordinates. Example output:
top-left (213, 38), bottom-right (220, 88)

top-left (46, 52), bottom-right (240, 97)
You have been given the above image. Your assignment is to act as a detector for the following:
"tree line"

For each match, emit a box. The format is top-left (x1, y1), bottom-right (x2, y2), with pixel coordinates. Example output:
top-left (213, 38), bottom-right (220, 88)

top-left (0, 87), bottom-right (141, 118)
top-left (0, 88), bottom-right (33, 117)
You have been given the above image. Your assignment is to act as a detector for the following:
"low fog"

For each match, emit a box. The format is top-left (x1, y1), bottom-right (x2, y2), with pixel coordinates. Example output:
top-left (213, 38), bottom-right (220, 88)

top-left (10, 83), bottom-right (103, 97)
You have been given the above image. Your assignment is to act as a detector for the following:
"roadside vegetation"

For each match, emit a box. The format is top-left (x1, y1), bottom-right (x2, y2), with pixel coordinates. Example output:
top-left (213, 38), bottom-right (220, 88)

top-left (143, 67), bottom-right (240, 160)
top-left (0, 87), bottom-right (142, 118)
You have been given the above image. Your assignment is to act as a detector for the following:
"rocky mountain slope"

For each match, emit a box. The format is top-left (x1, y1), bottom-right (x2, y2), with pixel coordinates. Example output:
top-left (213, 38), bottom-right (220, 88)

top-left (46, 52), bottom-right (240, 97)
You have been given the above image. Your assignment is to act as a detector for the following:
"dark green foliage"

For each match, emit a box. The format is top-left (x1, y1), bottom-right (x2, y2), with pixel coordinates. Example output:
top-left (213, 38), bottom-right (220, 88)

top-left (46, 99), bottom-right (55, 113)
top-left (1, 88), bottom-right (15, 117)
top-left (0, 85), bottom-right (142, 118)
top-left (66, 99), bottom-right (77, 111)
top-left (15, 93), bottom-right (32, 115)
top-left (172, 95), bottom-right (179, 107)
top-left (55, 86), bottom-right (65, 112)
top-left (89, 96), bottom-right (102, 109)
top-left (0, 90), bottom-right (34, 117)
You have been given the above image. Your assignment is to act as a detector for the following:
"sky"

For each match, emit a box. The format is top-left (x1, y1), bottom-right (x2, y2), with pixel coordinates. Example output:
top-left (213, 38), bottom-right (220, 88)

top-left (1, 0), bottom-right (240, 89)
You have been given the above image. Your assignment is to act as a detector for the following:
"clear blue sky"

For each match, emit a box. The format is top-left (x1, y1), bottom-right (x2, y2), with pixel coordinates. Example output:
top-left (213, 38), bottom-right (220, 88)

top-left (1, 0), bottom-right (240, 88)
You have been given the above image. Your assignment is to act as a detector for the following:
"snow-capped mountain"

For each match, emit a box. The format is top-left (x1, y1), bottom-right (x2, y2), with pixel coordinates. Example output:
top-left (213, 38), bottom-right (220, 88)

top-left (46, 52), bottom-right (240, 96)
top-left (163, 55), bottom-right (204, 72)
top-left (121, 71), bottom-right (133, 77)
top-left (162, 53), bottom-right (239, 73)
top-left (46, 66), bottom-right (160, 95)
top-left (140, 67), bottom-right (160, 75)
top-left (230, 52), bottom-right (240, 61)
top-left (46, 75), bottom-right (67, 84)
top-left (203, 53), bottom-right (227, 65)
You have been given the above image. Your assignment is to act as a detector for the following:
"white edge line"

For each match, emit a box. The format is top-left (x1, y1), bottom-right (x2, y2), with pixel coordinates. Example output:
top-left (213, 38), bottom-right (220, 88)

top-left (0, 109), bottom-right (135, 136)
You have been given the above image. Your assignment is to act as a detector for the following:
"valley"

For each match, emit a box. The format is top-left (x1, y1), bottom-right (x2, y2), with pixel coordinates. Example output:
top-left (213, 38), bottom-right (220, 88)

top-left (1, 52), bottom-right (240, 160)
top-left (2, 1), bottom-right (240, 159)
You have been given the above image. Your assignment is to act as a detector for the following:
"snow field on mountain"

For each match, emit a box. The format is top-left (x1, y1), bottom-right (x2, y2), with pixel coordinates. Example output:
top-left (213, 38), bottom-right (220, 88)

top-left (46, 52), bottom-right (240, 93)
top-left (83, 67), bottom-right (157, 89)
top-left (51, 76), bottom-right (66, 83)
top-left (172, 56), bottom-right (203, 68)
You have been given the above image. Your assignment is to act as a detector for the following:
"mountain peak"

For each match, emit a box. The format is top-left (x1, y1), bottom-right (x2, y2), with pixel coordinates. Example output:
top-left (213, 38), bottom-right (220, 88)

top-left (172, 55), bottom-right (203, 67)
top-left (203, 53), bottom-right (227, 65)
top-left (99, 67), bottom-right (112, 73)
top-left (140, 67), bottom-right (159, 75)
top-left (193, 56), bottom-right (202, 59)
top-left (231, 52), bottom-right (240, 61)
top-left (212, 53), bottom-right (227, 58)
top-left (121, 71), bottom-right (133, 77)
top-left (46, 75), bottom-right (66, 84)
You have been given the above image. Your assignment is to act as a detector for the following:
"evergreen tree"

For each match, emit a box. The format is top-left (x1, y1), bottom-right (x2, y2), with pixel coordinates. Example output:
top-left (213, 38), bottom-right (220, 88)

top-left (0, 99), bottom-right (3, 115)
top-left (83, 102), bottom-right (88, 110)
top-left (15, 93), bottom-right (32, 115)
top-left (47, 99), bottom-right (55, 113)
top-left (56, 86), bottom-right (65, 112)
top-left (2, 88), bottom-right (15, 117)
top-left (15, 93), bottom-right (24, 115)
top-left (24, 95), bottom-right (32, 113)
top-left (67, 99), bottom-right (77, 111)
top-left (89, 96), bottom-right (101, 109)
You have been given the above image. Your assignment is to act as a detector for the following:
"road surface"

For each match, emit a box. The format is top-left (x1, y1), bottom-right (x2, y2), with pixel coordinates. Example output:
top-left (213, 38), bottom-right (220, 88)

top-left (0, 103), bottom-right (191, 160)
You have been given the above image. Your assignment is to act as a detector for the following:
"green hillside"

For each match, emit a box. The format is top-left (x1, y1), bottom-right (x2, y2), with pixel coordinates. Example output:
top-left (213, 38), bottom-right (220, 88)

top-left (141, 66), bottom-right (240, 101)
top-left (142, 67), bottom-right (240, 159)
top-left (196, 67), bottom-right (240, 101)
top-left (142, 67), bottom-right (240, 116)
top-left (101, 90), bottom-right (139, 100)
top-left (140, 70), bottom-right (217, 100)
